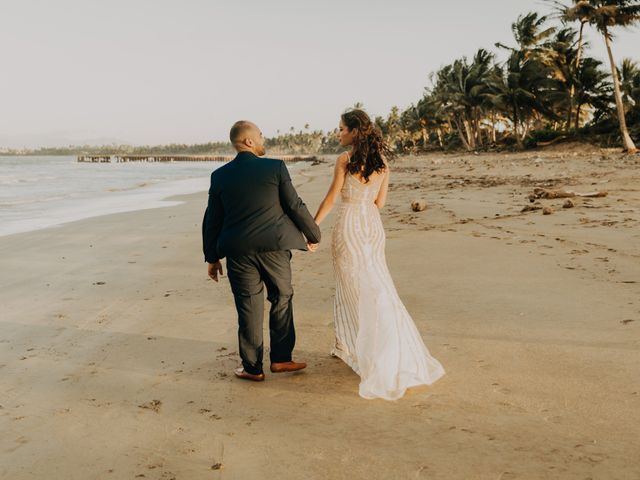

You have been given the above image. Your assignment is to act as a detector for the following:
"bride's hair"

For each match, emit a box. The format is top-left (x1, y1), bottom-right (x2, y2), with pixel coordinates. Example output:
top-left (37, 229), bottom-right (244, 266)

top-left (341, 109), bottom-right (392, 183)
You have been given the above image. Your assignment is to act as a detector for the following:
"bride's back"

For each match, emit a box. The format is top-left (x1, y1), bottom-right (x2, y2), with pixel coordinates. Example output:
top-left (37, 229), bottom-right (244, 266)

top-left (340, 171), bottom-right (385, 206)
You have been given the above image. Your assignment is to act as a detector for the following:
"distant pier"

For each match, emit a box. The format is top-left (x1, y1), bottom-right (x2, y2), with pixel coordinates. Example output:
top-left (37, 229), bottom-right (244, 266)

top-left (77, 154), bottom-right (317, 163)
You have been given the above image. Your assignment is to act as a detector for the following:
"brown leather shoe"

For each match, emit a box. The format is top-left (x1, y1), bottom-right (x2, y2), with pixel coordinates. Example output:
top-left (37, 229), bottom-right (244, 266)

top-left (270, 361), bottom-right (307, 373)
top-left (234, 367), bottom-right (265, 382)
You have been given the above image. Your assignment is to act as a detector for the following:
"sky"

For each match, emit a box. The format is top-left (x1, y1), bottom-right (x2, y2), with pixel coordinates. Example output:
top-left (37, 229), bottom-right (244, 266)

top-left (1, 0), bottom-right (638, 147)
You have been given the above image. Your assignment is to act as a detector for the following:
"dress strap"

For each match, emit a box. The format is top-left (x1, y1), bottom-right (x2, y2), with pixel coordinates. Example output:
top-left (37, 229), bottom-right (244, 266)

top-left (343, 151), bottom-right (351, 180)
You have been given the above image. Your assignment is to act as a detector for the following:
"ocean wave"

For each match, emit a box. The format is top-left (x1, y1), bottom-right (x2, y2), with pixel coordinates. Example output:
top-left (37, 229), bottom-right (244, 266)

top-left (0, 176), bottom-right (211, 237)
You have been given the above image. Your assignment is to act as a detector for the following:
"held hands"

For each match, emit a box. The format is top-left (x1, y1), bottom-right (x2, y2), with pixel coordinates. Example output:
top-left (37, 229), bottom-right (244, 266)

top-left (207, 261), bottom-right (224, 282)
top-left (307, 242), bottom-right (319, 252)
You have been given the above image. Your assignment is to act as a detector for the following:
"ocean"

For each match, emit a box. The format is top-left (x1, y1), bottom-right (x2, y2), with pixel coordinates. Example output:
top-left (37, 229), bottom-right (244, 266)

top-left (0, 156), bottom-right (224, 237)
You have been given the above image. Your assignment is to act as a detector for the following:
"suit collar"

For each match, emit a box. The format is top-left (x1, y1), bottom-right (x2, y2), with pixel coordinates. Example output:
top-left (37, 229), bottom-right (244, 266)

top-left (234, 151), bottom-right (258, 160)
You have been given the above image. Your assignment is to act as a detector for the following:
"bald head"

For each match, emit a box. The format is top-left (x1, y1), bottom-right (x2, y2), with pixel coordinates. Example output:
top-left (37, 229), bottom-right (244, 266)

top-left (229, 120), bottom-right (255, 145)
top-left (229, 120), bottom-right (266, 155)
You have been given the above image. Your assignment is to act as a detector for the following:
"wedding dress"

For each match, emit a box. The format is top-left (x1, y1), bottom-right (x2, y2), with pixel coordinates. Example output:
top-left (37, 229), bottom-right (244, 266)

top-left (331, 168), bottom-right (445, 400)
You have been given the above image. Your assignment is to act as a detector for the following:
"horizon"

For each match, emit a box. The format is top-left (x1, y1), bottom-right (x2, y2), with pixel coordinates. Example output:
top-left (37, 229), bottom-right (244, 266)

top-left (1, 0), bottom-right (638, 149)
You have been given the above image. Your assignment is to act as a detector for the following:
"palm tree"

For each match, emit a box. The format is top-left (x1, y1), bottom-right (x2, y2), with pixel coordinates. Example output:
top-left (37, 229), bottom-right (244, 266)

top-left (549, 0), bottom-right (593, 73)
top-left (414, 94), bottom-right (448, 148)
top-left (381, 106), bottom-right (403, 152)
top-left (496, 12), bottom-right (557, 56)
top-left (545, 26), bottom-right (582, 130)
top-left (425, 49), bottom-right (496, 151)
top-left (488, 51), bottom-right (558, 148)
top-left (574, 57), bottom-right (613, 127)
top-left (560, 0), bottom-right (640, 152)
top-left (492, 12), bottom-right (560, 147)
top-left (618, 58), bottom-right (640, 112)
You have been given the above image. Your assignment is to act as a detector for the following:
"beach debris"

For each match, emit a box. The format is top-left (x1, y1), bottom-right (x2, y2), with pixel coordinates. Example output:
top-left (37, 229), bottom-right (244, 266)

top-left (563, 199), bottom-right (575, 209)
top-left (530, 187), bottom-right (608, 200)
top-left (521, 202), bottom-right (543, 213)
top-left (621, 319), bottom-right (635, 325)
top-left (542, 206), bottom-right (554, 215)
top-left (211, 463), bottom-right (222, 470)
top-left (93, 281), bottom-right (106, 286)
top-left (138, 399), bottom-right (162, 413)
top-left (411, 200), bottom-right (427, 212)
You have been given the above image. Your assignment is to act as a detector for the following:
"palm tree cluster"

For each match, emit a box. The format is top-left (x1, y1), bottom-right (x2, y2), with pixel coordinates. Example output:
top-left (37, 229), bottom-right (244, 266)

top-left (374, 0), bottom-right (640, 153)
top-left (265, 125), bottom-right (328, 155)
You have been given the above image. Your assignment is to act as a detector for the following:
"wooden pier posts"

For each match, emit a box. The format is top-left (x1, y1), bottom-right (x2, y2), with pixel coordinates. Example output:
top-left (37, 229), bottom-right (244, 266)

top-left (77, 154), bottom-right (317, 163)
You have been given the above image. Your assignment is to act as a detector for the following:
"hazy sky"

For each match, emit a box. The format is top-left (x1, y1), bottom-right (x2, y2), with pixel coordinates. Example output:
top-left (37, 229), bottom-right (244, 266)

top-left (1, 0), bottom-right (638, 147)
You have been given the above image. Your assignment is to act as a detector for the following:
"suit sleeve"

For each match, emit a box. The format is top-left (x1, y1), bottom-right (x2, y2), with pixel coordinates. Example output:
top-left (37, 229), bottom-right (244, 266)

top-left (278, 161), bottom-right (321, 244)
top-left (202, 174), bottom-right (224, 263)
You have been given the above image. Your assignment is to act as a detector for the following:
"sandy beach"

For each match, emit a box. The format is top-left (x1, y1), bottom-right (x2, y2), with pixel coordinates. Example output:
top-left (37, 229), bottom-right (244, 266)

top-left (1, 148), bottom-right (639, 479)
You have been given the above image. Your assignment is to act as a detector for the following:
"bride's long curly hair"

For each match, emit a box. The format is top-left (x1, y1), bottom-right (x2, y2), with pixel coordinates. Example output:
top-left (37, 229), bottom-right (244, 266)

top-left (341, 109), bottom-right (392, 183)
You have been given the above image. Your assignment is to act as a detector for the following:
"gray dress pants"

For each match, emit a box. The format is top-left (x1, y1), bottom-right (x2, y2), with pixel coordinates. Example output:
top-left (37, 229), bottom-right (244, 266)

top-left (226, 250), bottom-right (295, 375)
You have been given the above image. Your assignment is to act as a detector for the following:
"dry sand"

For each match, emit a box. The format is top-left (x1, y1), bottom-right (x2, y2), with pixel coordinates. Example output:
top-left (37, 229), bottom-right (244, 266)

top-left (1, 147), bottom-right (639, 479)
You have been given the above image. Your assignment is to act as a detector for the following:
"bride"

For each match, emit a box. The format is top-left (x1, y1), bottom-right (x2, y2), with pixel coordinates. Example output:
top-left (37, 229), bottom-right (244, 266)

top-left (312, 109), bottom-right (445, 400)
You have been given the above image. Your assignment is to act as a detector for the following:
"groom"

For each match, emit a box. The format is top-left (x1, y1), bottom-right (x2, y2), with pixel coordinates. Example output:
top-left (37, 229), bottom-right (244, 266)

top-left (202, 121), bottom-right (321, 381)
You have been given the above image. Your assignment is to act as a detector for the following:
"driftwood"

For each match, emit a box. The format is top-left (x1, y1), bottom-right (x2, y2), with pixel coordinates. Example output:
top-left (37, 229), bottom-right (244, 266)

top-left (521, 202), bottom-right (543, 212)
top-left (411, 200), bottom-right (428, 212)
top-left (531, 187), bottom-right (608, 200)
top-left (535, 136), bottom-right (568, 147)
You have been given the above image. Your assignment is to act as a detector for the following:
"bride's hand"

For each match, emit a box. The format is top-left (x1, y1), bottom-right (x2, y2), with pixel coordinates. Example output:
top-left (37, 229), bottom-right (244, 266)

top-left (307, 242), bottom-right (319, 252)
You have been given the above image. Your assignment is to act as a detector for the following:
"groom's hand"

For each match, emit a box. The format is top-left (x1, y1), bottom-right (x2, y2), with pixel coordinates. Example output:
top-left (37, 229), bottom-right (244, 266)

top-left (207, 261), bottom-right (224, 282)
top-left (307, 242), bottom-right (318, 252)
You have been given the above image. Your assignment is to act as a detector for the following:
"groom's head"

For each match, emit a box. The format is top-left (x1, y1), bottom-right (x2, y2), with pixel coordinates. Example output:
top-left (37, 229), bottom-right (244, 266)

top-left (230, 120), bottom-right (266, 156)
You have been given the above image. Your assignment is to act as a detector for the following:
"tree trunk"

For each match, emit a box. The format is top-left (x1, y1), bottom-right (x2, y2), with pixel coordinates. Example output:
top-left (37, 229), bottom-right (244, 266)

top-left (577, 21), bottom-right (585, 65)
top-left (567, 21), bottom-right (586, 132)
top-left (490, 113), bottom-right (497, 143)
top-left (575, 103), bottom-right (582, 130)
top-left (463, 119), bottom-right (475, 149)
top-left (603, 27), bottom-right (637, 153)
top-left (446, 118), bottom-right (453, 132)
top-left (474, 111), bottom-right (483, 147)
top-left (436, 128), bottom-right (444, 148)
top-left (421, 127), bottom-right (429, 148)
top-left (454, 116), bottom-right (472, 150)
top-left (566, 95), bottom-right (574, 132)
top-left (521, 122), bottom-right (531, 142)
top-left (512, 103), bottom-right (524, 149)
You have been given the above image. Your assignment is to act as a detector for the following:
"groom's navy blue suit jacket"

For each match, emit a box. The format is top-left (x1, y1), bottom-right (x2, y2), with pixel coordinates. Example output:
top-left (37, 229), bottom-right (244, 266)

top-left (202, 151), bottom-right (321, 263)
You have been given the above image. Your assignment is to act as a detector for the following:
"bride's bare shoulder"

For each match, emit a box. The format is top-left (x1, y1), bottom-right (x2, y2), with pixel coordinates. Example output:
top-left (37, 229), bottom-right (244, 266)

top-left (334, 152), bottom-right (350, 171)
top-left (337, 152), bottom-right (350, 164)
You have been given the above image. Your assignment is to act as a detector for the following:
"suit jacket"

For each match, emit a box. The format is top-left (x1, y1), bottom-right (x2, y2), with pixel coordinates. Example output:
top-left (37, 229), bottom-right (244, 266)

top-left (202, 151), bottom-right (321, 263)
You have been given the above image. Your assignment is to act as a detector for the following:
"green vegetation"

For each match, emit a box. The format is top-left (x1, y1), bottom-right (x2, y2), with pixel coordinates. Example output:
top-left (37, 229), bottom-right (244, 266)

top-left (379, 0), bottom-right (640, 153)
top-left (2, 142), bottom-right (236, 157)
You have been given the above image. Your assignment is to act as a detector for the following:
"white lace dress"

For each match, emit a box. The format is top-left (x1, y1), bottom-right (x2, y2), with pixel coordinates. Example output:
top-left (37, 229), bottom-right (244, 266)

top-left (331, 171), bottom-right (445, 400)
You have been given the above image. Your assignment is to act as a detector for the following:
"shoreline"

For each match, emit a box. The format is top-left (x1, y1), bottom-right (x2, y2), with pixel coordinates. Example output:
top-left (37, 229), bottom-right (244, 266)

top-left (0, 158), bottom-right (312, 238)
top-left (0, 177), bottom-right (210, 238)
